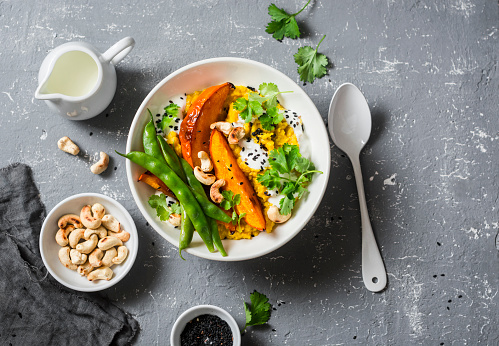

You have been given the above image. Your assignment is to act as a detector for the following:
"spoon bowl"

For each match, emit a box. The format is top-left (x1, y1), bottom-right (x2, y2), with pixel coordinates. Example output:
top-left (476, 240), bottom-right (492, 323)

top-left (328, 83), bottom-right (387, 292)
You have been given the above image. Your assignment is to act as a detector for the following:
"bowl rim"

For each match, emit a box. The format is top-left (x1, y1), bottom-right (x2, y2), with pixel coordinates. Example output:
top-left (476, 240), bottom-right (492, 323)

top-left (170, 304), bottom-right (241, 346)
top-left (39, 192), bottom-right (138, 292)
top-left (125, 57), bottom-right (331, 261)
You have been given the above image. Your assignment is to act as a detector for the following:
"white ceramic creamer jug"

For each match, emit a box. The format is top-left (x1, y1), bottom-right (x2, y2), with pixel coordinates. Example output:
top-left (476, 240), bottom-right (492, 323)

top-left (35, 37), bottom-right (135, 120)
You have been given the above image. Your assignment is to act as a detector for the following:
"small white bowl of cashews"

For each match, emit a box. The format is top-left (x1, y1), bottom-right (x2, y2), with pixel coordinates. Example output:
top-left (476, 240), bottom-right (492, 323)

top-left (40, 193), bottom-right (138, 292)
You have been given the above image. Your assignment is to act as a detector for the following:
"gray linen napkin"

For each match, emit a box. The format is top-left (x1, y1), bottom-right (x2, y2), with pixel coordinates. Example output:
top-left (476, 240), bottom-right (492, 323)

top-left (0, 163), bottom-right (139, 345)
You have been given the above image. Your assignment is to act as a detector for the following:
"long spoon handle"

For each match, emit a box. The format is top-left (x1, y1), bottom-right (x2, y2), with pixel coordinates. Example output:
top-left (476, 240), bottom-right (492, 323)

top-left (350, 154), bottom-right (387, 292)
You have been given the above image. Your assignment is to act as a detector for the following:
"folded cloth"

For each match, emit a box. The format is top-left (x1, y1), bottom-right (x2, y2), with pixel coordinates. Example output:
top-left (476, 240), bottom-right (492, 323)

top-left (0, 163), bottom-right (139, 346)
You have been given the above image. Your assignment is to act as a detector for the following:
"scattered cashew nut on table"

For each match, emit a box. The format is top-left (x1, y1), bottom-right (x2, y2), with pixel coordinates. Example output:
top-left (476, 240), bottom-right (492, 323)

top-left (210, 179), bottom-right (226, 203)
top-left (90, 151), bottom-right (109, 175)
top-left (194, 166), bottom-right (216, 185)
top-left (57, 136), bottom-right (80, 155)
top-left (267, 205), bottom-right (292, 224)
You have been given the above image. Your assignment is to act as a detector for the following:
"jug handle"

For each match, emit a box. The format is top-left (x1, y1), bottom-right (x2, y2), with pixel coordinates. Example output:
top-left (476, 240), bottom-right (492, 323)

top-left (101, 37), bottom-right (135, 65)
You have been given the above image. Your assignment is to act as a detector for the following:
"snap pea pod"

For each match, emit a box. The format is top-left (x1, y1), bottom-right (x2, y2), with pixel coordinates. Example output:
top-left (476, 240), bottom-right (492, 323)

top-left (117, 151), bottom-right (214, 252)
top-left (180, 158), bottom-right (232, 224)
top-left (209, 217), bottom-right (227, 257)
top-left (179, 205), bottom-right (194, 259)
top-left (144, 110), bottom-right (167, 165)
top-left (157, 135), bottom-right (186, 182)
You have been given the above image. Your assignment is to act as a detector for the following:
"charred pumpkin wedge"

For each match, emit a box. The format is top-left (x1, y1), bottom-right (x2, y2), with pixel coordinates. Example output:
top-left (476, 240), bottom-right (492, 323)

top-left (210, 129), bottom-right (266, 230)
top-left (180, 82), bottom-right (233, 168)
top-left (138, 171), bottom-right (176, 199)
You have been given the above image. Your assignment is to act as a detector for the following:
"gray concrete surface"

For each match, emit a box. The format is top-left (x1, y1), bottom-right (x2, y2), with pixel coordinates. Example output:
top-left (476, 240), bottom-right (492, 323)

top-left (1, 0), bottom-right (498, 345)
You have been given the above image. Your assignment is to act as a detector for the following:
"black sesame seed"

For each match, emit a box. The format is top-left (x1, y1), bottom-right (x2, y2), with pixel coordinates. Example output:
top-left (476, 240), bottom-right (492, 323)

top-left (156, 113), bottom-right (161, 117)
top-left (174, 126), bottom-right (178, 131)
top-left (228, 168), bottom-right (231, 171)
top-left (230, 164), bottom-right (232, 167)
top-left (169, 100), bottom-right (173, 103)
top-left (180, 97), bottom-right (184, 100)
top-left (248, 153), bottom-right (253, 156)
top-left (114, 167), bottom-right (117, 171)
top-left (175, 118), bottom-right (180, 123)
top-left (169, 125), bottom-right (173, 128)
top-left (242, 147), bottom-right (245, 151)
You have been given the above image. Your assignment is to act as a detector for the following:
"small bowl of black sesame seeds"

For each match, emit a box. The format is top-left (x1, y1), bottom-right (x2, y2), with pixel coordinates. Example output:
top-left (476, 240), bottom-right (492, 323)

top-left (170, 304), bottom-right (241, 346)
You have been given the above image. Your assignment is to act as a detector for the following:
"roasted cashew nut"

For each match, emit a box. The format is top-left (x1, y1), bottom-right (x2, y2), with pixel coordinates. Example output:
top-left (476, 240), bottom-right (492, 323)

top-left (58, 247), bottom-right (77, 270)
top-left (98, 236), bottom-right (123, 251)
top-left (267, 205), bottom-right (291, 223)
top-left (70, 249), bottom-right (87, 265)
top-left (228, 127), bottom-right (245, 144)
top-left (68, 228), bottom-right (85, 248)
top-left (57, 214), bottom-right (83, 229)
top-left (90, 152), bottom-right (109, 175)
top-left (89, 248), bottom-right (104, 267)
top-left (101, 214), bottom-right (120, 233)
top-left (210, 121), bottom-right (232, 135)
top-left (55, 225), bottom-right (74, 247)
top-left (80, 205), bottom-right (102, 229)
top-left (168, 214), bottom-right (181, 227)
top-left (194, 166), bottom-right (216, 185)
top-left (198, 151), bottom-right (213, 172)
top-left (112, 246), bottom-right (128, 265)
top-left (87, 267), bottom-right (113, 281)
top-left (91, 203), bottom-right (105, 219)
top-left (210, 179), bottom-right (226, 203)
top-left (57, 136), bottom-right (80, 155)
top-left (76, 234), bottom-right (98, 254)
top-left (108, 230), bottom-right (130, 242)
top-left (84, 226), bottom-right (107, 240)
top-left (77, 261), bottom-right (94, 276)
top-left (101, 247), bottom-right (118, 267)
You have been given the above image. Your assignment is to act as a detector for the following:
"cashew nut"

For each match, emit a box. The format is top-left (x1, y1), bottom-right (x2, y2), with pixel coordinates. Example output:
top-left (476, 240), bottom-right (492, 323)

top-left (267, 205), bottom-right (291, 223)
top-left (198, 151), bottom-right (213, 172)
top-left (101, 247), bottom-right (118, 267)
top-left (210, 121), bottom-right (232, 135)
top-left (101, 214), bottom-right (120, 233)
top-left (194, 166), bottom-right (216, 185)
top-left (68, 228), bottom-right (85, 248)
top-left (76, 234), bottom-right (98, 254)
top-left (57, 214), bottom-right (83, 229)
top-left (89, 248), bottom-right (104, 267)
top-left (87, 267), bottom-right (113, 281)
top-left (108, 230), bottom-right (130, 242)
top-left (80, 205), bottom-right (102, 229)
top-left (168, 214), bottom-right (181, 227)
top-left (58, 247), bottom-right (77, 270)
top-left (90, 151), bottom-right (109, 175)
top-left (228, 127), bottom-right (245, 144)
top-left (77, 261), bottom-right (94, 276)
top-left (55, 225), bottom-right (74, 247)
top-left (84, 226), bottom-right (107, 240)
top-left (91, 203), bottom-right (105, 219)
top-left (112, 246), bottom-right (128, 265)
top-left (70, 249), bottom-right (87, 265)
top-left (98, 236), bottom-right (123, 251)
top-left (57, 136), bottom-right (80, 155)
top-left (210, 179), bottom-right (226, 203)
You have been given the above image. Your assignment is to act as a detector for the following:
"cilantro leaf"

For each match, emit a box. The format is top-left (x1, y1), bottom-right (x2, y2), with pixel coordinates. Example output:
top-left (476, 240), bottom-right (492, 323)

top-left (259, 107), bottom-right (284, 131)
top-left (256, 169), bottom-right (281, 190)
top-left (220, 190), bottom-right (242, 211)
top-left (233, 96), bottom-right (264, 123)
top-left (266, 0), bottom-right (311, 40)
top-left (268, 147), bottom-right (289, 174)
top-left (294, 35), bottom-right (329, 83)
top-left (279, 195), bottom-right (295, 215)
top-left (243, 291), bottom-right (271, 333)
top-left (148, 194), bottom-right (180, 222)
top-left (159, 103), bottom-right (180, 133)
top-left (258, 82), bottom-right (292, 109)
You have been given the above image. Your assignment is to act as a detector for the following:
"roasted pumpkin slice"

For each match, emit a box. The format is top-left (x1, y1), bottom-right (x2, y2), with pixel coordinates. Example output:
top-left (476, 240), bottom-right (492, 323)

top-left (138, 171), bottom-right (176, 199)
top-left (210, 129), bottom-right (266, 230)
top-left (179, 82), bottom-right (233, 168)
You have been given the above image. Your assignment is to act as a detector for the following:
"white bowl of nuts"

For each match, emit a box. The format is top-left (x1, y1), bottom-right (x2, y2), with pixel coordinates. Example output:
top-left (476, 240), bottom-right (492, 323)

top-left (40, 193), bottom-right (138, 292)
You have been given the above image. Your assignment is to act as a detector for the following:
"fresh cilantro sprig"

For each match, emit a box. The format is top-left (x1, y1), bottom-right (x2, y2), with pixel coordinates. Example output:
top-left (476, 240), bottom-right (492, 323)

top-left (242, 290), bottom-right (271, 334)
top-left (148, 193), bottom-right (181, 221)
top-left (257, 144), bottom-right (322, 215)
top-left (294, 34), bottom-right (329, 83)
top-left (266, 0), bottom-right (311, 40)
top-left (233, 94), bottom-right (264, 123)
top-left (159, 103), bottom-right (180, 133)
top-left (220, 190), bottom-right (246, 226)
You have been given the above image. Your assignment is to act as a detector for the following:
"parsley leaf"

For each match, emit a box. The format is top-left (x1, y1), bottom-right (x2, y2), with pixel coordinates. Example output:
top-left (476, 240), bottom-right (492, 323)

top-left (266, 0), bottom-right (311, 40)
top-left (258, 82), bottom-right (292, 109)
top-left (233, 96), bottom-right (264, 123)
top-left (159, 103), bottom-right (180, 133)
top-left (148, 194), bottom-right (180, 221)
top-left (294, 34), bottom-right (329, 83)
top-left (259, 107), bottom-right (284, 131)
top-left (242, 291), bottom-right (271, 333)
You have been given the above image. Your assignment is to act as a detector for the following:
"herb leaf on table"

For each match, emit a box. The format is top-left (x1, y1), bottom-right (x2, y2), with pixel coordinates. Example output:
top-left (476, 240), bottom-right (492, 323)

top-left (266, 0), bottom-right (311, 40)
top-left (242, 290), bottom-right (271, 333)
top-left (294, 34), bottom-right (329, 83)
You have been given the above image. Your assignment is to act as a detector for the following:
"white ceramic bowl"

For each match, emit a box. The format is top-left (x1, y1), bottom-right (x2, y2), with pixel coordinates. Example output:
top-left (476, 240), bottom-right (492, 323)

top-left (170, 305), bottom-right (241, 346)
top-left (40, 193), bottom-right (138, 292)
top-left (125, 57), bottom-right (330, 261)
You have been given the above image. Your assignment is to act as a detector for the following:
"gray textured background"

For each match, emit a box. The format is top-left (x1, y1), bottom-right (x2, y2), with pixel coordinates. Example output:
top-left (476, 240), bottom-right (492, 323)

top-left (1, 0), bottom-right (498, 345)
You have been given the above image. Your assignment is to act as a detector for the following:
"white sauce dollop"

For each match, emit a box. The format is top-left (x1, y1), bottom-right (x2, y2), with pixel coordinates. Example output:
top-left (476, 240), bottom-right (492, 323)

top-left (238, 137), bottom-right (270, 171)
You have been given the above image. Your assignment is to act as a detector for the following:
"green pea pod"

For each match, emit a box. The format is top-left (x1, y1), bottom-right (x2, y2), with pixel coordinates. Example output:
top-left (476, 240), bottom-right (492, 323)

top-left (157, 135), bottom-right (186, 182)
top-left (144, 110), bottom-right (167, 165)
top-left (209, 217), bottom-right (227, 257)
top-left (179, 205), bottom-right (194, 260)
top-left (117, 150), bottom-right (214, 252)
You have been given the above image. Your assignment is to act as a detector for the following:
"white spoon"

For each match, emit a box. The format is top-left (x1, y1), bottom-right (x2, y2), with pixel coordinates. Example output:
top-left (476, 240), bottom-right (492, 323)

top-left (328, 83), bottom-right (387, 292)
